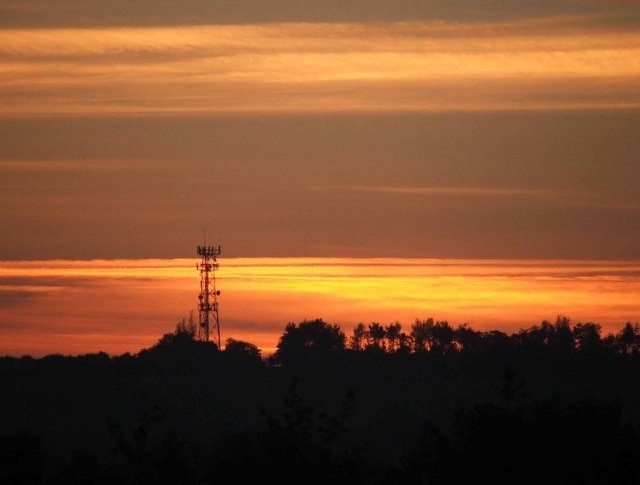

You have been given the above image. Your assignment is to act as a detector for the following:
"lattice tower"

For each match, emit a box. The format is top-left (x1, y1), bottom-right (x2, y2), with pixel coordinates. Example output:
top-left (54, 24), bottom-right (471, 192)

top-left (196, 244), bottom-right (221, 347)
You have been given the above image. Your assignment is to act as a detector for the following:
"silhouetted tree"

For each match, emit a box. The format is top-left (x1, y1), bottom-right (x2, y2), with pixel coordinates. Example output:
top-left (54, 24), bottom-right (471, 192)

top-left (481, 329), bottom-right (512, 354)
top-left (174, 311), bottom-right (196, 339)
top-left (270, 318), bottom-right (346, 366)
top-left (397, 330), bottom-right (412, 355)
top-left (208, 378), bottom-right (365, 483)
top-left (257, 379), bottom-right (364, 483)
top-left (454, 323), bottom-right (483, 353)
top-left (348, 323), bottom-right (367, 351)
top-left (516, 319), bottom-right (554, 350)
top-left (573, 322), bottom-right (602, 353)
top-left (367, 322), bottom-right (386, 351)
top-left (430, 320), bottom-right (455, 354)
top-left (384, 321), bottom-right (403, 353)
top-left (223, 338), bottom-right (263, 365)
top-left (153, 318), bottom-right (198, 348)
top-left (616, 322), bottom-right (640, 355)
top-left (105, 406), bottom-right (192, 485)
top-left (389, 420), bottom-right (453, 484)
top-left (550, 314), bottom-right (575, 352)
top-left (410, 318), bottom-right (434, 353)
top-left (138, 318), bottom-right (219, 366)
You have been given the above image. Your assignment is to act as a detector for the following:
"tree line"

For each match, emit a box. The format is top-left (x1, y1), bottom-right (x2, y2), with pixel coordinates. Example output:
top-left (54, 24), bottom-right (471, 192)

top-left (2, 314), bottom-right (640, 484)
top-left (266, 315), bottom-right (640, 366)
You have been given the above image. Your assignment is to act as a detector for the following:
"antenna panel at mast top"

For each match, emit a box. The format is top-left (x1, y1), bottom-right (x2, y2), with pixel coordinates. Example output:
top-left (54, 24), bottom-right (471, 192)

top-left (197, 245), bottom-right (221, 257)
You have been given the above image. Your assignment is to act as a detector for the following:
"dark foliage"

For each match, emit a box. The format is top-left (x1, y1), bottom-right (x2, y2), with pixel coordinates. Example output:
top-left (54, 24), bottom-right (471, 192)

top-left (2, 316), bottom-right (640, 483)
top-left (269, 318), bottom-right (346, 366)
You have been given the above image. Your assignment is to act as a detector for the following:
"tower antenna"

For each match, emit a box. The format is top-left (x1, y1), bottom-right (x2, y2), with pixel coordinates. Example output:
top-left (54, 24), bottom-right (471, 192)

top-left (196, 242), bottom-right (222, 348)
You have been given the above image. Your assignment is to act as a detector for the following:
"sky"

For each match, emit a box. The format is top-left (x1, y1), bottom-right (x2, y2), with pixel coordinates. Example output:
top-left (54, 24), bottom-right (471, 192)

top-left (1, 0), bottom-right (639, 260)
top-left (1, 1), bottom-right (639, 356)
top-left (3, 258), bottom-right (640, 358)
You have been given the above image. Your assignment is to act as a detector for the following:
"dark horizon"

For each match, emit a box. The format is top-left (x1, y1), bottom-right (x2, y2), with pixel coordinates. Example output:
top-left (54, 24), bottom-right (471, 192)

top-left (3, 316), bottom-right (640, 484)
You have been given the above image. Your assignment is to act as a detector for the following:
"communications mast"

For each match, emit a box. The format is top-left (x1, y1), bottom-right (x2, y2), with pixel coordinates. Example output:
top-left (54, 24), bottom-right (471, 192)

top-left (196, 244), bottom-right (221, 348)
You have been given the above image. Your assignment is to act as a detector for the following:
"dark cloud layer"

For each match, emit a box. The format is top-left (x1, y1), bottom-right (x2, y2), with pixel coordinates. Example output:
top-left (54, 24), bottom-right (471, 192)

top-left (1, 0), bottom-right (638, 28)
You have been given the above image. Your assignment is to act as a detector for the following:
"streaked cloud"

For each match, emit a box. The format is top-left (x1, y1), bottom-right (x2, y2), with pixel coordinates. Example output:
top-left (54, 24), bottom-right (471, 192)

top-left (0, 0), bottom-right (637, 28)
top-left (310, 185), bottom-right (558, 198)
top-left (1, 18), bottom-right (638, 115)
top-left (0, 159), bottom-right (134, 171)
top-left (309, 185), bottom-right (640, 214)
top-left (2, 257), bottom-right (640, 357)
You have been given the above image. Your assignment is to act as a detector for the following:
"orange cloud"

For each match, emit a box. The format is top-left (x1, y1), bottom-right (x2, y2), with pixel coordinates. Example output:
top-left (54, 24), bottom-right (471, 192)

top-left (0, 18), bottom-right (638, 115)
top-left (1, 258), bottom-right (640, 357)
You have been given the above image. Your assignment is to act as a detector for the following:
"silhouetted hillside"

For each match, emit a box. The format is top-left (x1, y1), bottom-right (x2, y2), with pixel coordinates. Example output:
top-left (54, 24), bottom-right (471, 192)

top-left (2, 316), bottom-right (640, 484)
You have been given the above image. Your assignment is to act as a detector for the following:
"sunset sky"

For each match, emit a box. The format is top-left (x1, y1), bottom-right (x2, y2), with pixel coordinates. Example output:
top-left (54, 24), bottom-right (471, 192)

top-left (1, 1), bottom-right (639, 357)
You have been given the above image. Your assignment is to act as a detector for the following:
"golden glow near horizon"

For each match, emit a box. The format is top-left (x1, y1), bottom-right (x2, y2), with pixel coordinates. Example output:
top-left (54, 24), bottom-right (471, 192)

top-left (1, 18), bottom-right (639, 115)
top-left (1, 258), bottom-right (640, 358)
